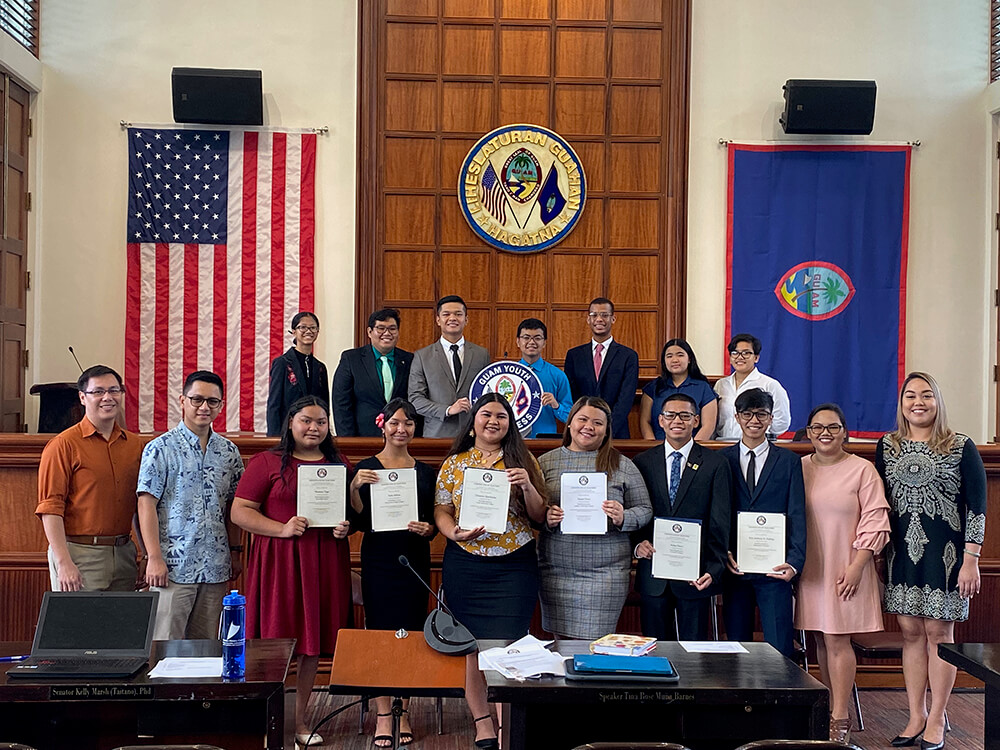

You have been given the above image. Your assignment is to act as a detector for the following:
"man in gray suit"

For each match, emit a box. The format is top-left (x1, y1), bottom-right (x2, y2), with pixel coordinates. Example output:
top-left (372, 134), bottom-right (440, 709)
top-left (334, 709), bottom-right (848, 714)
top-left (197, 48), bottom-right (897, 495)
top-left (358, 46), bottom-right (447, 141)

top-left (408, 295), bottom-right (490, 438)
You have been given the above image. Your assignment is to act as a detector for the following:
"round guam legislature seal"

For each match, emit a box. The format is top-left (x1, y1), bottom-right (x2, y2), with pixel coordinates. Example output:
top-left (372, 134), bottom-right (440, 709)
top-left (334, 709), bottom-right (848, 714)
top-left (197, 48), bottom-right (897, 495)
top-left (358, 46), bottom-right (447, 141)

top-left (469, 361), bottom-right (544, 433)
top-left (458, 124), bottom-right (586, 253)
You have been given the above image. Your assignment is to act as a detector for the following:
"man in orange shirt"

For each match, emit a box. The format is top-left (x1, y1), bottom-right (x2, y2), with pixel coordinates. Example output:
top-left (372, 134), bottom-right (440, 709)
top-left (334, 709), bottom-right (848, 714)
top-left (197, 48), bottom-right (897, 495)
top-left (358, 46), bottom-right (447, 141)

top-left (36, 365), bottom-right (145, 591)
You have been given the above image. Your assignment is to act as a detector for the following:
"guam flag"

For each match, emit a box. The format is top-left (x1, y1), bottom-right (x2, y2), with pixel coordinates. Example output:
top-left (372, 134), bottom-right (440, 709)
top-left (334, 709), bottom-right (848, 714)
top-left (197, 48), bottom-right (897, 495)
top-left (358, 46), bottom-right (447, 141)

top-left (726, 144), bottom-right (910, 437)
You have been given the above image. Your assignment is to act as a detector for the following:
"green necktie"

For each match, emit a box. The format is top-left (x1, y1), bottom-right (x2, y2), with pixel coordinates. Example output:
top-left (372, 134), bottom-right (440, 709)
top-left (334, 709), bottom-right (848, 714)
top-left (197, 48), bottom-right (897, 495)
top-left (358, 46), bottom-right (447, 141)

top-left (380, 355), bottom-right (393, 402)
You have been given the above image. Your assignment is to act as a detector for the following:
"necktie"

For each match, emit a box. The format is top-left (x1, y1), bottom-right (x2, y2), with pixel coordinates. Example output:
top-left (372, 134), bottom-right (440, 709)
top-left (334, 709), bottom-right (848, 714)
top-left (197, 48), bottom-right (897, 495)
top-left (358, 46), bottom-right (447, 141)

top-left (668, 451), bottom-right (682, 506)
top-left (380, 355), bottom-right (393, 402)
top-left (746, 450), bottom-right (757, 495)
top-left (450, 344), bottom-right (462, 383)
top-left (593, 342), bottom-right (604, 380)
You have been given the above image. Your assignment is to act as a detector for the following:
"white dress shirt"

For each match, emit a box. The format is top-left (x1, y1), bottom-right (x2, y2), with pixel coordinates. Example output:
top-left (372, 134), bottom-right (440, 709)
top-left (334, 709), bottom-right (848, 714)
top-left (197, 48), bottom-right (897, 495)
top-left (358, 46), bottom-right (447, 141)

top-left (714, 368), bottom-right (792, 439)
top-left (438, 336), bottom-right (465, 381)
top-left (738, 439), bottom-right (770, 488)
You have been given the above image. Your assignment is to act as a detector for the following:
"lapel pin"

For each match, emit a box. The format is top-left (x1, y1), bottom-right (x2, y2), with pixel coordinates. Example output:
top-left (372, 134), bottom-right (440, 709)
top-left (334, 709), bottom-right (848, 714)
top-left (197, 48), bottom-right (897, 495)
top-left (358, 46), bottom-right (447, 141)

top-left (689, 463), bottom-right (698, 470)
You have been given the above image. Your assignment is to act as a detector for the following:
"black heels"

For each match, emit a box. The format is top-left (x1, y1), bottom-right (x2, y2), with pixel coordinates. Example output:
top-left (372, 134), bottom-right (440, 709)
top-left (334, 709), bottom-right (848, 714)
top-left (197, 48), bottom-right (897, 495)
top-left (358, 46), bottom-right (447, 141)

top-left (473, 715), bottom-right (499, 750)
top-left (890, 723), bottom-right (926, 747)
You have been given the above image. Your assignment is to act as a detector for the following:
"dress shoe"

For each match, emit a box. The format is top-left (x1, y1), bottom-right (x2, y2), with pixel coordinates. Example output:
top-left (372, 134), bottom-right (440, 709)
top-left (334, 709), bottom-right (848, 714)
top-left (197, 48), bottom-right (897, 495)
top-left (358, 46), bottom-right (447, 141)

top-left (296, 732), bottom-right (324, 746)
top-left (829, 717), bottom-right (852, 744)
top-left (920, 738), bottom-right (945, 750)
top-left (891, 723), bottom-right (926, 747)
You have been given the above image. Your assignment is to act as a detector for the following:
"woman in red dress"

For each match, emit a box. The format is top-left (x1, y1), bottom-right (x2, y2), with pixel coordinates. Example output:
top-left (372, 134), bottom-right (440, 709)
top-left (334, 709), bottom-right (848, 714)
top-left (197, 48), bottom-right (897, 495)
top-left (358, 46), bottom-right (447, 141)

top-left (232, 396), bottom-right (353, 746)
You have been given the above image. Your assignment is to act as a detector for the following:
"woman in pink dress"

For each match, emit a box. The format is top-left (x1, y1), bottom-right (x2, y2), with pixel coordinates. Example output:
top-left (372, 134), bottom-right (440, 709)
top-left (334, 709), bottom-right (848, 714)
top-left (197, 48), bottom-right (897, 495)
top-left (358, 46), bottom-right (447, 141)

top-left (232, 396), bottom-right (353, 747)
top-left (795, 403), bottom-right (890, 743)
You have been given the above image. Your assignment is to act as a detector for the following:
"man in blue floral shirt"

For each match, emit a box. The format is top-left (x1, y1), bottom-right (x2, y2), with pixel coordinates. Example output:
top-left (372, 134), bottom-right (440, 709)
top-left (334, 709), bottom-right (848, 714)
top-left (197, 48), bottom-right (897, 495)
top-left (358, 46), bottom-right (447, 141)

top-left (137, 370), bottom-right (244, 640)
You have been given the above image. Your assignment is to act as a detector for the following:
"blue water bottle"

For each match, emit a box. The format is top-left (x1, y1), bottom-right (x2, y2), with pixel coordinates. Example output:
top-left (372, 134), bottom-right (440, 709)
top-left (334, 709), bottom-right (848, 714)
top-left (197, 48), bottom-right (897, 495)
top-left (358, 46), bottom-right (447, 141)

top-left (221, 589), bottom-right (246, 680)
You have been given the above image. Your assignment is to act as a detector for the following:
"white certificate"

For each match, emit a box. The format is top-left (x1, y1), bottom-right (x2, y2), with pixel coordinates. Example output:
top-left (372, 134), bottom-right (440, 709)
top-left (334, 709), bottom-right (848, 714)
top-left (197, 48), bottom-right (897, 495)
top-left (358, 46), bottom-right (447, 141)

top-left (296, 464), bottom-right (347, 528)
top-left (559, 472), bottom-right (607, 535)
top-left (651, 517), bottom-right (702, 581)
top-left (370, 468), bottom-right (419, 532)
top-left (458, 468), bottom-right (510, 534)
top-left (736, 511), bottom-right (786, 574)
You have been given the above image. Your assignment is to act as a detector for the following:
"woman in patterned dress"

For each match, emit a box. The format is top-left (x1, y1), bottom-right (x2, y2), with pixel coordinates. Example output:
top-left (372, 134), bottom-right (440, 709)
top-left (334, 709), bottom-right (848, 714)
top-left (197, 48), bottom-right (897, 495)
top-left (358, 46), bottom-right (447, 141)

top-left (434, 393), bottom-right (548, 750)
top-left (876, 373), bottom-right (986, 750)
top-left (538, 396), bottom-right (652, 638)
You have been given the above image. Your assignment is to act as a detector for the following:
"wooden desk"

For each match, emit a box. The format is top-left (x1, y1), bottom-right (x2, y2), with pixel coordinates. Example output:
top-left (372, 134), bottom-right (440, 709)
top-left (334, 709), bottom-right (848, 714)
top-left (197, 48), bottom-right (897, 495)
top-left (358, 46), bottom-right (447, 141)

top-left (483, 640), bottom-right (829, 750)
top-left (0, 638), bottom-right (294, 750)
top-left (939, 643), bottom-right (998, 750)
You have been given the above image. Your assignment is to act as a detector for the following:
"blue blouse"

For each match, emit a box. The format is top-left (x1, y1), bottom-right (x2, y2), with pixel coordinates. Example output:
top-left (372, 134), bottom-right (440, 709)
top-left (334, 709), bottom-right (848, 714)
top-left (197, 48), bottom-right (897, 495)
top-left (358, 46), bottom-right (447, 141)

top-left (642, 376), bottom-right (717, 440)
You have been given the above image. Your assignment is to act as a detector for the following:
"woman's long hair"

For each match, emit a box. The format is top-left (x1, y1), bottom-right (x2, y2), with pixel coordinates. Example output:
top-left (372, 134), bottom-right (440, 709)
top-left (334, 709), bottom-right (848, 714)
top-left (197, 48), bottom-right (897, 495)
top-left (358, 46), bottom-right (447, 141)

top-left (273, 395), bottom-right (343, 477)
top-left (447, 393), bottom-right (547, 502)
top-left (885, 371), bottom-right (955, 456)
top-left (562, 396), bottom-right (621, 475)
top-left (656, 338), bottom-right (709, 387)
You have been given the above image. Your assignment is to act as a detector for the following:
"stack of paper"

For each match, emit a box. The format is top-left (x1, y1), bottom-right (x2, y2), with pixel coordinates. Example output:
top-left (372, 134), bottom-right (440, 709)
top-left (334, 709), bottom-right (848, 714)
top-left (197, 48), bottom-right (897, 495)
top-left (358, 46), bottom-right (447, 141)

top-left (478, 634), bottom-right (567, 680)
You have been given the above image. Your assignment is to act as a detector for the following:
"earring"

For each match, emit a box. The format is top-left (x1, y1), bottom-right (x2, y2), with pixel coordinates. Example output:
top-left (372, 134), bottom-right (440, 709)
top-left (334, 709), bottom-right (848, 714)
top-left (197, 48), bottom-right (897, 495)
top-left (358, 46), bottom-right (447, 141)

top-left (468, 429), bottom-right (475, 437)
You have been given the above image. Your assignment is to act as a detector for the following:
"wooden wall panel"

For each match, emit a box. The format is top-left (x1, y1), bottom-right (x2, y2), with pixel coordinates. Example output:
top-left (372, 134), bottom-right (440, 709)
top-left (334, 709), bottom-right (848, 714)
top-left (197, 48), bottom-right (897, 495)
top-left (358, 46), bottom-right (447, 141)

top-left (357, 0), bottom-right (692, 406)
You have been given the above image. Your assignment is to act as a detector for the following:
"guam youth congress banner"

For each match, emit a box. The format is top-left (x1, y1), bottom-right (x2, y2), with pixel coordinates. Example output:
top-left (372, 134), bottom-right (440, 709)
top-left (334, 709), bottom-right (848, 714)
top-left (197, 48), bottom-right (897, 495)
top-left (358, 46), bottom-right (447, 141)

top-left (726, 144), bottom-right (910, 437)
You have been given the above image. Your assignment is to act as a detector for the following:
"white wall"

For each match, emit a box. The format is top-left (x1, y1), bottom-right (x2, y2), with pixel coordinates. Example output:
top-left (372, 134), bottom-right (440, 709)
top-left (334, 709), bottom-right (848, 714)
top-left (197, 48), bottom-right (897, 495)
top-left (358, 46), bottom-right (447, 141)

top-left (688, 0), bottom-right (993, 440)
top-left (29, 0), bottom-right (357, 430)
top-left (27, 1), bottom-right (996, 439)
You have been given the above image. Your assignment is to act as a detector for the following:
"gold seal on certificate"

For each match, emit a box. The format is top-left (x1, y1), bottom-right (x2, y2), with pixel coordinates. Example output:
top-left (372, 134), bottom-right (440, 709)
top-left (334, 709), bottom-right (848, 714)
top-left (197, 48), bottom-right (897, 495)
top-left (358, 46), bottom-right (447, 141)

top-left (296, 464), bottom-right (347, 527)
top-left (651, 518), bottom-right (702, 581)
top-left (370, 468), bottom-right (419, 532)
top-left (736, 511), bottom-right (786, 574)
top-left (458, 468), bottom-right (510, 534)
top-left (559, 472), bottom-right (607, 535)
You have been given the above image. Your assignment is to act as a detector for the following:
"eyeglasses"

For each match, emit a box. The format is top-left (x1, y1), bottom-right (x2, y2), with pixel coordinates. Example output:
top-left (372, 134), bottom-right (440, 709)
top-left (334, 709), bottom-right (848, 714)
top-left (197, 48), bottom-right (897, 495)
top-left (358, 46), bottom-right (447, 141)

top-left (661, 411), bottom-right (696, 422)
top-left (186, 395), bottom-right (223, 408)
top-left (372, 325), bottom-right (398, 335)
top-left (588, 312), bottom-right (612, 320)
top-left (518, 335), bottom-right (544, 343)
top-left (294, 325), bottom-right (319, 333)
top-left (729, 350), bottom-right (756, 360)
top-left (737, 410), bottom-right (772, 422)
top-left (83, 387), bottom-right (125, 397)
top-left (807, 424), bottom-right (844, 436)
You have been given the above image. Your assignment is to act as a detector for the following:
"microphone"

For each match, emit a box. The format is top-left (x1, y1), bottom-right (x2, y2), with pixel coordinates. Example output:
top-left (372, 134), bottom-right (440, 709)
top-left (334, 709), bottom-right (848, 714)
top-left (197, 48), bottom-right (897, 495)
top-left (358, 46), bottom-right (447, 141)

top-left (398, 555), bottom-right (477, 656)
top-left (68, 346), bottom-right (84, 373)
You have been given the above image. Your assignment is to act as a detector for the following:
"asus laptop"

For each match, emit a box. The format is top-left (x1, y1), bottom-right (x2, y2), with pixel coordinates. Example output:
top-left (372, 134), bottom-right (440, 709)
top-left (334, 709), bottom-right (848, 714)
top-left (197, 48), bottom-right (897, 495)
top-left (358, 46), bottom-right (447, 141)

top-left (7, 590), bottom-right (158, 679)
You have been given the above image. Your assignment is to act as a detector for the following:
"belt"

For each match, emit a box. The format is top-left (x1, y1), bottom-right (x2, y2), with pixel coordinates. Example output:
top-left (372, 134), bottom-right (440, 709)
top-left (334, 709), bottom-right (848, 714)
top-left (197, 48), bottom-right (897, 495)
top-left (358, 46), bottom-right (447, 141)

top-left (66, 534), bottom-right (131, 547)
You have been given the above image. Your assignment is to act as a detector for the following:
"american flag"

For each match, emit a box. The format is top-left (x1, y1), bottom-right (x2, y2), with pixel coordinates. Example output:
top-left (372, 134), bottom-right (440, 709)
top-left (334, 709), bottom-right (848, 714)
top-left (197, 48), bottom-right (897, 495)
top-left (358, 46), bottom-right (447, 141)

top-left (125, 127), bottom-right (316, 433)
top-left (481, 161), bottom-right (508, 224)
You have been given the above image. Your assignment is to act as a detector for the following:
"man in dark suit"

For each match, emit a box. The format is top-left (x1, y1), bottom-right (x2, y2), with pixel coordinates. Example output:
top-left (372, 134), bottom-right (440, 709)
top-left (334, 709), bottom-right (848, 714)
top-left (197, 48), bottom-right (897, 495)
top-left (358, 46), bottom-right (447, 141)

top-left (632, 392), bottom-right (732, 640)
top-left (331, 308), bottom-right (413, 437)
top-left (564, 297), bottom-right (639, 439)
top-left (720, 388), bottom-right (806, 658)
top-left (408, 295), bottom-right (490, 438)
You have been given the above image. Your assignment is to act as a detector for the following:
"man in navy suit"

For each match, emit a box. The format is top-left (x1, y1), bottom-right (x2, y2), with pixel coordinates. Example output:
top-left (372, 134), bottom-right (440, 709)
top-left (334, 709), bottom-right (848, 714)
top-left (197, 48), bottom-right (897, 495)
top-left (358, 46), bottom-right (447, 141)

top-left (632, 393), bottom-right (732, 640)
top-left (720, 388), bottom-right (806, 658)
top-left (331, 308), bottom-right (413, 437)
top-left (564, 297), bottom-right (639, 439)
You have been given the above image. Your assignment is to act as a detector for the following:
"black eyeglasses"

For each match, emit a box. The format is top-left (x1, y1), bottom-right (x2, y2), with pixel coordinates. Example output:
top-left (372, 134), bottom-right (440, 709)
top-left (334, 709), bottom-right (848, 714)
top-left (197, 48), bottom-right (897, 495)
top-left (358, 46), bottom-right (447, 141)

top-left (186, 395), bottom-right (223, 408)
top-left (661, 411), bottom-right (696, 422)
top-left (83, 387), bottom-right (125, 397)
top-left (736, 410), bottom-right (771, 422)
top-left (807, 424), bottom-right (843, 436)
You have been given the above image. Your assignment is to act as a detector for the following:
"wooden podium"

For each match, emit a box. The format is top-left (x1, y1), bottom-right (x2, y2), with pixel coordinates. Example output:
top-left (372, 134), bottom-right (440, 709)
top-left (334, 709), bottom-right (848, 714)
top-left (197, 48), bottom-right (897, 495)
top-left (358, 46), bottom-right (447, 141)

top-left (328, 629), bottom-right (466, 747)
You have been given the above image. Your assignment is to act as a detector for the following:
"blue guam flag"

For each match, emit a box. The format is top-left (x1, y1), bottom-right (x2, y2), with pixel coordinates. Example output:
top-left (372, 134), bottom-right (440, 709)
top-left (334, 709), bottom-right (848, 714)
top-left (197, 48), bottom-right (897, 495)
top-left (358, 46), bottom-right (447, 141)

top-left (726, 144), bottom-right (910, 437)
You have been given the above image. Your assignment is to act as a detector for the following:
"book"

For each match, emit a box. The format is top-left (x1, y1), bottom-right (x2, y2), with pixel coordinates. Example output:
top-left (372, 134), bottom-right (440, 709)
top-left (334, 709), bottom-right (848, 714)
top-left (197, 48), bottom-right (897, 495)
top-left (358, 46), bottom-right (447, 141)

top-left (589, 634), bottom-right (657, 656)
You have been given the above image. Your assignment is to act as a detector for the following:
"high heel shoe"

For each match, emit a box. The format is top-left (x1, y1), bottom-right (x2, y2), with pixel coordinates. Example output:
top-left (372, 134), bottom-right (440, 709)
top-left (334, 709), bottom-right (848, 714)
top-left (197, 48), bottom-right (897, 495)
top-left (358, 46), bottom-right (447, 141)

top-left (920, 737), bottom-right (945, 750)
top-left (473, 715), bottom-right (499, 750)
top-left (891, 722), bottom-right (926, 747)
top-left (829, 717), bottom-right (852, 743)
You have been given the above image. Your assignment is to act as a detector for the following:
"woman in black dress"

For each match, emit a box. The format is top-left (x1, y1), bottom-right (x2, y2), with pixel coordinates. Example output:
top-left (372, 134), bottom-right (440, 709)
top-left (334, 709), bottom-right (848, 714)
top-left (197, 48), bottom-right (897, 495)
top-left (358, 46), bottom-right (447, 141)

top-left (350, 398), bottom-right (436, 747)
top-left (877, 372), bottom-right (986, 750)
top-left (265, 311), bottom-right (330, 436)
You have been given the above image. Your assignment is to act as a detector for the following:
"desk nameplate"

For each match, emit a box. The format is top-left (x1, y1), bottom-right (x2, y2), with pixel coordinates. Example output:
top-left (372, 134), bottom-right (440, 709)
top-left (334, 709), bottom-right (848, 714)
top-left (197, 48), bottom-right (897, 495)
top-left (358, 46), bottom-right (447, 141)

top-left (49, 684), bottom-right (154, 700)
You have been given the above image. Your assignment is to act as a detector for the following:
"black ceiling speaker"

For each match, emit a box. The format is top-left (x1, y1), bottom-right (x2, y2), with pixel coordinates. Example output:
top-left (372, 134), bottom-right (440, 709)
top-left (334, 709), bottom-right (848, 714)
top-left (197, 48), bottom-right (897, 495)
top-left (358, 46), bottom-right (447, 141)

top-left (780, 79), bottom-right (876, 135)
top-left (172, 67), bottom-right (263, 126)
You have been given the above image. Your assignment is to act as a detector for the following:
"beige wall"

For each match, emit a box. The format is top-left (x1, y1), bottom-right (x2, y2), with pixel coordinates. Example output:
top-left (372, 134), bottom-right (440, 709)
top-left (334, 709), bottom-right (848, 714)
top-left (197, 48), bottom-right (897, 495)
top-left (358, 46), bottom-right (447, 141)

top-left (688, 0), bottom-right (993, 441)
top-left (27, 0), bottom-right (357, 431)
top-left (15, 1), bottom-right (998, 439)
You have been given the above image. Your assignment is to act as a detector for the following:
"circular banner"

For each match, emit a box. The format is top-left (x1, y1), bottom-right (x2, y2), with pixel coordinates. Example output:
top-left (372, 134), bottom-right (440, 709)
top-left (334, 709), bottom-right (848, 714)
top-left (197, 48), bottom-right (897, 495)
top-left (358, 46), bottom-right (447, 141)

top-left (469, 361), bottom-right (544, 434)
top-left (458, 124), bottom-right (586, 253)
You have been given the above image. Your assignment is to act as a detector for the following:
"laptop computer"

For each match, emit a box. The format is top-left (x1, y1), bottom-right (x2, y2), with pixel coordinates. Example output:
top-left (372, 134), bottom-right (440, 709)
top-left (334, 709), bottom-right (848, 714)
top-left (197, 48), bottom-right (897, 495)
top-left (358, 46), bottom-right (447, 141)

top-left (7, 590), bottom-right (159, 679)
